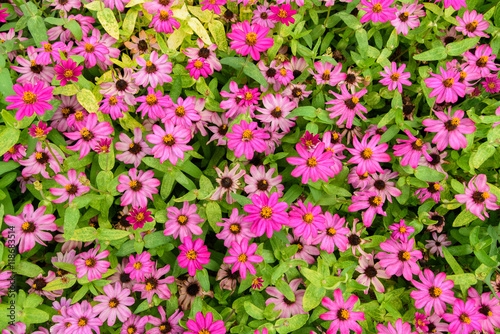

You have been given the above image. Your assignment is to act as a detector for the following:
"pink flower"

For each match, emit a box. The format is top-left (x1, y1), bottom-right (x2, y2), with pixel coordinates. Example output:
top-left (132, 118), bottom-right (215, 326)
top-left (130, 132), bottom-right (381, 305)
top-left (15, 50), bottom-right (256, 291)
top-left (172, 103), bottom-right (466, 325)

top-left (75, 246), bottom-right (111, 281)
top-left (376, 239), bottom-right (422, 281)
top-left (244, 165), bottom-right (284, 198)
top-left (1, 204), bottom-right (57, 253)
top-left (326, 85), bottom-right (368, 129)
top-left (243, 192), bottom-right (289, 238)
top-left (422, 107), bottom-right (476, 151)
top-left (223, 238), bottom-right (263, 280)
top-left (73, 34), bottom-right (109, 69)
top-left (227, 21), bottom-right (274, 61)
top-left (269, 4), bottom-right (297, 26)
top-left (186, 312), bottom-right (226, 334)
top-left (28, 121), bottom-right (52, 139)
top-left (410, 269), bottom-right (455, 316)
top-left (19, 142), bottom-right (63, 178)
top-left (424, 67), bottom-right (466, 104)
top-left (210, 164), bottom-right (246, 204)
top-left (443, 299), bottom-right (485, 334)
top-left (117, 168), bottom-right (160, 208)
top-left (320, 289), bottom-right (365, 334)
top-left (435, 0), bottom-right (466, 11)
top-left (63, 301), bottom-right (103, 334)
top-left (393, 129), bottom-right (432, 169)
top-left (54, 59), bottom-right (83, 86)
top-left (99, 95), bottom-right (128, 120)
top-left (133, 51), bottom-right (172, 88)
top-left (464, 44), bottom-right (498, 77)
top-left (366, 169), bottom-right (401, 203)
top-left (456, 10), bottom-right (489, 38)
top-left (146, 123), bottom-right (193, 165)
top-left (200, 0), bottom-right (226, 14)
top-left (178, 237), bottom-right (211, 277)
top-left (348, 191), bottom-right (386, 227)
top-left (183, 38), bottom-right (221, 73)
top-left (359, 0), bottom-right (397, 23)
top-left (415, 182), bottom-right (443, 203)
top-left (164, 96), bottom-right (201, 127)
top-left (164, 201), bottom-right (204, 242)
top-left (253, 6), bottom-right (275, 29)
top-left (126, 207), bottom-right (153, 230)
top-left (226, 120), bottom-right (269, 160)
top-left (312, 212), bottom-right (349, 253)
top-left (287, 142), bottom-right (336, 184)
top-left (132, 263), bottom-right (174, 303)
top-left (256, 93), bottom-right (296, 133)
top-left (379, 62), bottom-right (411, 93)
top-left (6, 82), bottom-right (54, 121)
top-left (467, 287), bottom-right (500, 334)
top-left (388, 219), bottom-right (414, 242)
top-left (186, 57), bottom-right (213, 80)
top-left (49, 169), bottom-right (90, 204)
top-left (355, 253), bottom-right (390, 293)
top-left (64, 113), bottom-right (114, 159)
top-left (149, 10), bottom-right (180, 33)
top-left (0, 8), bottom-right (8, 22)
top-left (482, 75), bottom-right (500, 93)
top-left (3, 144), bottom-right (25, 162)
top-left (288, 201), bottom-right (325, 240)
top-left (286, 234), bottom-right (320, 264)
top-left (93, 283), bottom-right (135, 326)
top-left (455, 174), bottom-right (499, 221)
top-left (124, 252), bottom-right (154, 281)
top-left (347, 134), bottom-right (391, 176)
top-left (136, 87), bottom-right (172, 120)
top-left (115, 127), bottom-right (151, 168)
top-left (220, 82), bottom-right (261, 119)
top-left (424, 232), bottom-right (451, 258)
top-left (216, 208), bottom-right (254, 248)
top-left (309, 61), bottom-right (346, 86)
top-left (390, 1), bottom-right (425, 35)
top-left (376, 319), bottom-right (416, 334)
top-left (266, 279), bottom-right (307, 319)
top-left (148, 307), bottom-right (184, 334)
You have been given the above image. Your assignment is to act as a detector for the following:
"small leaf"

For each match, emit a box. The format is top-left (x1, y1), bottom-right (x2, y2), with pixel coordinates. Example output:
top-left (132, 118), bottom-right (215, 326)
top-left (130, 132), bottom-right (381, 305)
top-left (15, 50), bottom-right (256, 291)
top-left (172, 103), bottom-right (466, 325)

top-left (63, 19), bottom-right (83, 41)
top-left (302, 285), bottom-right (325, 311)
top-left (196, 269), bottom-right (210, 291)
top-left (220, 57), bottom-right (246, 70)
top-left (286, 106), bottom-right (316, 119)
top-left (446, 37), bottom-right (481, 56)
top-left (208, 20), bottom-right (228, 52)
top-left (0, 126), bottom-right (21, 157)
top-left (275, 279), bottom-right (295, 302)
top-left (452, 210), bottom-right (477, 227)
top-left (243, 62), bottom-right (268, 87)
top-left (275, 314), bottom-right (309, 334)
top-left (27, 16), bottom-right (48, 46)
top-left (471, 142), bottom-right (495, 168)
top-left (15, 261), bottom-right (44, 278)
top-left (188, 17), bottom-right (211, 45)
top-left (97, 8), bottom-right (120, 40)
top-left (243, 301), bottom-right (264, 320)
top-left (206, 201), bottom-right (222, 233)
top-left (64, 206), bottom-right (81, 240)
top-left (414, 166), bottom-right (446, 182)
top-left (77, 89), bottom-right (99, 114)
top-left (413, 47), bottom-right (447, 61)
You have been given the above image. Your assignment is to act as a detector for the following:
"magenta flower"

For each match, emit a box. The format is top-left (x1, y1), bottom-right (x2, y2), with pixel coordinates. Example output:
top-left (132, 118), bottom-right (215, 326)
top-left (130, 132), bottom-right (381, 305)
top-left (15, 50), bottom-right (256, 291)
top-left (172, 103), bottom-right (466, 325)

top-left (117, 168), bottom-right (160, 208)
top-left (49, 169), bottom-right (90, 204)
top-left (164, 201), bottom-right (204, 242)
top-left (93, 282), bottom-right (134, 326)
top-left (178, 237), bottom-right (211, 277)
top-left (347, 134), bottom-right (391, 176)
top-left (390, 1), bottom-right (425, 35)
top-left (124, 252), bottom-right (154, 281)
top-left (424, 67), bottom-right (466, 104)
top-left (482, 75), bottom-right (500, 93)
top-left (269, 4), bottom-right (297, 26)
top-left (150, 10), bottom-right (180, 34)
top-left (200, 0), bottom-right (226, 14)
top-left (244, 165), bottom-right (284, 198)
top-left (243, 192), bottom-right (289, 238)
top-left (443, 299), bottom-right (485, 334)
top-left (393, 129), bottom-right (432, 168)
top-left (348, 191), bottom-right (386, 227)
top-left (422, 107), bottom-right (476, 151)
top-left (186, 57), bottom-right (213, 80)
top-left (309, 61), bottom-right (346, 87)
top-left (376, 319), bottom-right (416, 334)
top-left (126, 207), bottom-right (153, 230)
top-left (6, 82), bottom-right (54, 121)
top-left (19, 141), bottom-right (63, 178)
top-left (132, 263), bottom-right (174, 303)
top-left (73, 35), bottom-right (109, 69)
top-left (455, 174), bottom-right (499, 221)
top-left (3, 144), bottom-right (26, 162)
top-left (115, 127), bottom-right (151, 168)
top-left (226, 120), bottom-right (269, 160)
top-left (223, 239), bottom-right (263, 280)
top-left (376, 239), bottom-right (422, 281)
top-left (379, 62), bottom-right (411, 93)
top-left (132, 51), bottom-right (172, 88)
top-left (227, 21), bottom-right (274, 61)
top-left (288, 201), bottom-right (325, 240)
top-left (0, 8), bottom-right (8, 22)
top-left (456, 10), bottom-right (489, 38)
top-left (135, 87), bottom-right (172, 120)
top-left (287, 142), bottom-right (336, 184)
top-left (186, 312), bottom-right (226, 334)
top-left (359, 0), bottom-right (397, 23)
top-left (326, 85), bottom-right (368, 129)
top-left (468, 287), bottom-right (500, 334)
top-left (410, 269), bottom-right (455, 316)
top-left (388, 219), bottom-right (414, 242)
top-left (64, 113), bottom-right (114, 159)
top-left (164, 96), bottom-right (201, 128)
top-left (220, 81), bottom-right (261, 118)
top-left (28, 121), bottom-right (52, 139)
top-left (1, 204), bottom-right (57, 254)
top-left (415, 182), bottom-right (443, 203)
top-left (366, 169), bottom-right (401, 203)
top-left (216, 208), bottom-right (254, 248)
top-left (63, 301), bottom-right (103, 334)
top-left (256, 93), bottom-right (296, 133)
top-left (312, 212), bottom-right (349, 253)
top-left (121, 315), bottom-right (149, 334)
top-left (99, 95), bottom-right (128, 120)
top-left (435, 0), bottom-right (466, 10)
top-left (320, 289), bottom-right (365, 334)
top-left (75, 246), bottom-right (111, 281)
top-left (266, 278), bottom-right (307, 319)
top-left (464, 44), bottom-right (498, 77)
top-left (149, 307), bottom-right (184, 334)
top-left (54, 59), bottom-right (83, 86)
top-left (355, 253), bottom-right (390, 294)
top-left (146, 123), bottom-right (192, 165)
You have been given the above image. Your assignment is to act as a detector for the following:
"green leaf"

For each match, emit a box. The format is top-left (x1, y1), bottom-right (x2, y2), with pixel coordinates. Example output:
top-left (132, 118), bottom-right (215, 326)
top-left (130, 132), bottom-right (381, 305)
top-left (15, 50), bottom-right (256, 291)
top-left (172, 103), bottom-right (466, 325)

top-left (243, 301), bottom-right (264, 320)
top-left (77, 89), bottom-right (99, 114)
top-left (452, 210), bottom-right (477, 227)
top-left (15, 261), bottom-right (44, 277)
top-left (23, 293), bottom-right (43, 308)
top-left (43, 275), bottom-right (77, 291)
top-left (443, 247), bottom-right (464, 275)
top-left (122, 9), bottom-right (138, 39)
top-left (64, 206), bottom-right (81, 240)
top-left (206, 201), bottom-right (222, 233)
top-left (474, 250), bottom-right (498, 267)
top-left (196, 269), bottom-right (210, 291)
top-left (471, 142), bottom-right (495, 168)
top-left (97, 228), bottom-right (130, 241)
top-left (0, 126), bottom-right (20, 157)
top-left (414, 166), bottom-right (445, 182)
top-left (97, 8), bottom-right (120, 40)
top-left (20, 308), bottom-right (49, 324)
top-left (356, 29), bottom-right (368, 55)
top-left (220, 57), bottom-right (246, 70)
top-left (188, 17), bottom-right (211, 45)
top-left (84, 0), bottom-right (103, 10)
top-left (302, 285), bottom-right (325, 311)
top-left (275, 279), bottom-right (295, 302)
top-left (447, 273), bottom-right (477, 287)
top-left (230, 193), bottom-right (253, 206)
top-left (52, 262), bottom-right (77, 274)
top-left (446, 37), bottom-right (481, 56)
top-left (413, 47), bottom-right (447, 61)
top-left (144, 231), bottom-right (170, 249)
top-left (63, 19), bottom-right (83, 41)
top-left (243, 62), bottom-right (268, 87)
top-left (286, 106), bottom-right (316, 119)
top-left (208, 20), bottom-right (227, 52)
top-left (27, 16), bottom-right (48, 46)
top-left (335, 12), bottom-right (362, 30)
top-left (300, 267), bottom-right (323, 287)
top-left (275, 314), bottom-right (309, 334)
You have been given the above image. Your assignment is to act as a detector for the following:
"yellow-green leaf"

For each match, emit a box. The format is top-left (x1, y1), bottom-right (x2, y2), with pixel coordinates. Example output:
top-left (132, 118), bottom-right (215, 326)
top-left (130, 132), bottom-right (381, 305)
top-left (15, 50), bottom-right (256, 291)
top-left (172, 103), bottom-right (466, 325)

top-left (0, 126), bottom-right (21, 157)
top-left (208, 20), bottom-right (227, 52)
top-left (97, 8), bottom-right (120, 40)
top-left (188, 17), bottom-right (211, 45)
top-left (167, 29), bottom-right (187, 50)
top-left (77, 89), bottom-right (99, 114)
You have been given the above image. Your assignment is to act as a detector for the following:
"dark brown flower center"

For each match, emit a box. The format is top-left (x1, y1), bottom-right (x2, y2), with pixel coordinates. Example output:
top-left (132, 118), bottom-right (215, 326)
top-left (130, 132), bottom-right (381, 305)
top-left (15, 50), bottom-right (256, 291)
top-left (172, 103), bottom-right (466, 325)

top-left (429, 154), bottom-right (441, 166)
top-left (159, 322), bottom-right (172, 334)
top-left (224, 10), bottom-right (234, 20)
top-left (293, 70), bottom-right (302, 79)
top-left (283, 297), bottom-right (295, 305)
top-left (256, 179), bottom-right (269, 191)
top-left (218, 124), bottom-right (228, 136)
top-left (364, 266), bottom-right (377, 278)
top-left (428, 182), bottom-right (441, 193)
top-left (411, 139), bottom-right (424, 150)
top-left (373, 180), bottom-right (385, 190)
top-left (59, 0), bottom-right (69, 5)
top-left (348, 234), bottom-right (361, 246)
top-left (398, 11), bottom-right (409, 22)
top-left (120, 272), bottom-right (131, 284)
top-left (291, 88), bottom-right (302, 98)
top-left (65, 184), bottom-right (78, 195)
top-left (430, 214), bottom-right (444, 226)
top-left (476, 56), bottom-right (488, 67)
top-left (108, 297), bottom-right (119, 308)
top-left (129, 180), bottom-right (143, 191)
top-left (271, 107), bottom-right (282, 118)
top-left (137, 40), bottom-right (148, 52)
top-left (398, 251), bottom-right (411, 262)
top-left (129, 142), bottom-right (142, 154)
top-left (444, 36), bottom-right (456, 45)
top-left (187, 282), bottom-right (200, 296)
top-left (198, 47), bottom-right (210, 58)
top-left (472, 191), bottom-right (490, 204)
top-left (345, 73), bottom-right (356, 84)
top-left (337, 308), bottom-right (350, 321)
top-left (30, 61), bottom-right (44, 74)
top-left (444, 117), bottom-right (460, 131)
top-left (368, 196), bottom-right (382, 207)
top-left (266, 68), bottom-right (276, 78)
top-left (21, 221), bottom-right (36, 233)
top-left (85, 258), bottom-right (97, 268)
top-left (479, 305), bottom-right (493, 317)
top-left (35, 152), bottom-right (50, 164)
top-left (32, 278), bottom-right (46, 291)
top-left (145, 61), bottom-right (157, 74)
top-left (403, 103), bottom-right (414, 116)
top-left (116, 79), bottom-right (129, 91)
top-left (145, 277), bottom-right (158, 291)
top-left (221, 177), bottom-right (233, 189)
top-left (345, 97), bottom-right (359, 109)
top-left (465, 21), bottom-right (478, 33)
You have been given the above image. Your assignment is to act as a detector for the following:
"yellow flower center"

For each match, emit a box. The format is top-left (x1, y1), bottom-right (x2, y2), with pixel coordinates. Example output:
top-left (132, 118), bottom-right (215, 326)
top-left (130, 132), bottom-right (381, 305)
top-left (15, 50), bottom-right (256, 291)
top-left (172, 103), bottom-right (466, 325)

top-left (35, 127), bottom-right (45, 136)
top-left (372, 196), bottom-right (382, 206)
top-left (109, 96), bottom-right (118, 105)
top-left (351, 96), bottom-right (359, 104)
top-left (482, 192), bottom-right (490, 199)
top-left (146, 94), bottom-right (157, 106)
top-left (238, 254), bottom-right (248, 263)
top-left (109, 300), bottom-right (117, 308)
top-left (278, 9), bottom-right (287, 18)
top-left (194, 60), bottom-right (203, 69)
top-left (229, 224), bottom-right (240, 232)
top-left (390, 73), bottom-right (400, 81)
top-left (145, 283), bottom-right (154, 291)
top-left (443, 78), bottom-right (454, 87)
top-left (372, 3), bottom-right (383, 13)
top-left (460, 314), bottom-right (471, 324)
top-left (361, 148), bottom-right (373, 159)
top-left (136, 213), bottom-right (145, 221)
top-left (23, 91), bottom-right (37, 104)
top-left (133, 262), bottom-right (143, 270)
top-left (84, 43), bottom-right (94, 53)
top-left (22, 222), bottom-right (31, 231)
top-left (451, 117), bottom-right (460, 126)
top-left (280, 68), bottom-right (287, 77)
top-left (398, 226), bottom-right (406, 233)
top-left (186, 250), bottom-right (197, 260)
top-left (327, 227), bottom-right (336, 236)
top-left (302, 213), bottom-right (314, 224)
top-left (159, 10), bottom-right (170, 20)
top-left (199, 330), bottom-right (210, 334)
top-left (242, 129), bottom-right (253, 140)
top-left (401, 251), bottom-right (410, 261)
top-left (175, 106), bottom-right (186, 117)
top-left (64, 69), bottom-right (74, 78)
top-left (306, 157), bottom-right (317, 167)
top-left (78, 318), bottom-right (87, 327)
top-left (488, 82), bottom-right (496, 89)
top-left (146, 60), bottom-right (153, 67)
top-left (75, 110), bottom-right (84, 121)
top-left (433, 183), bottom-right (441, 191)
top-left (260, 206), bottom-right (272, 219)
top-left (429, 286), bottom-right (442, 297)
top-left (338, 309), bottom-right (350, 320)
top-left (163, 134), bottom-right (175, 146)
top-left (245, 32), bottom-right (258, 46)
top-left (8, 147), bottom-right (16, 154)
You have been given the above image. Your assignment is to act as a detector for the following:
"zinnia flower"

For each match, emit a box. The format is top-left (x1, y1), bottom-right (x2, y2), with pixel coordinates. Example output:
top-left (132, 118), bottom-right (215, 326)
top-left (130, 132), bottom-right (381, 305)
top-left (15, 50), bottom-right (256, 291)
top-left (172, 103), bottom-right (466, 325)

top-left (178, 237), bottom-right (211, 276)
top-left (376, 239), bottom-right (422, 281)
top-left (467, 287), bottom-right (500, 334)
top-left (456, 10), bottom-right (489, 38)
top-left (64, 113), bottom-right (114, 159)
top-left (355, 253), bottom-right (390, 294)
top-left (6, 82), bottom-right (54, 121)
top-left (393, 129), bottom-right (432, 169)
top-left (115, 127), bottom-right (151, 168)
top-left (210, 164), bottom-right (246, 204)
top-left (117, 168), bottom-right (161, 208)
top-left (424, 67), bottom-right (466, 104)
top-left (164, 201), bottom-right (204, 242)
top-left (455, 174), bottom-right (499, 221)
top-left (132, 264), bottom-right (174, 303)
top-left (227, 21), bottom-right (274, 61)
top-left (359, 0), bottom-right (397, 23)
top-left (269, 4), bottom-right (297, 26)
top-left (443, 299), bottom-right (485, 334)
top-left (223, 238), bottom-right (263, 280)
top-left (376, 319), bottom-right (416, 334)
top-left (54, 59), bottom-right (83, 86)
top-left (49, 169), bottom-right (90, 204)
top-left (410, 269), bottom-right (455, 316)
top-left (132, 51), bottom-right (172, 88)
top-left (287, 142), bottom-right (336, 184)
top-left (243, 192), bottom-right (289, 238)
top-left (348, 191), bottom-right (387, 227)
top-left (216, 208), bottom-right (254, 248)
top-left (320, 289), bottom-right (365, 334)
top-left (326, 85), bottom-right (368, 129)
top-left (93, 282), bottom-right (135, 326)
top-left (75, 246), bottom-right (111, 281)
top-left (312, 212), bottom-right (349, 253)
top-left (124, 252), bottom-right (154, 281)
top-left (266, 279), bottom-right (307, 319)
top-left (347, 134), bottom-right (391, 176)
top-left (146, 123), bottom-right (193, 165)
top-left (226, 120), bottom-right (269, 160)
top-left (185, 312), bottom-right (226, 334)
top-left (148, 307), bottom-right (184, 334)
top-left (379, 62), bottom-right (411, 93)
top-left (288, 200), bottom-right (325, 240)
top-left (63, 301), bottom-right (103, 334)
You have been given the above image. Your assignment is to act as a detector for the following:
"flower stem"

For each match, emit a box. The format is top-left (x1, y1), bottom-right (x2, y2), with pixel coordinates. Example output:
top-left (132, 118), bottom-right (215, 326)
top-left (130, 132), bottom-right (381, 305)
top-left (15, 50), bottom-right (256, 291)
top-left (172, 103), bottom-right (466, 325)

top-left (44, 139), bottom-right (64, 172)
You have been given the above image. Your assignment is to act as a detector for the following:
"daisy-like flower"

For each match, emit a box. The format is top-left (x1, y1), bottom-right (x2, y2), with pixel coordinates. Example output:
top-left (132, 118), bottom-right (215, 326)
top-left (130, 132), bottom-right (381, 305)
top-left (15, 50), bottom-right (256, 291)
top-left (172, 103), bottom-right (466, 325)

top-left (93, 282), bottom-right (134, 327)
top-left (410, 269), bottom-right (455, 316)
top-left (347, 134), bottom-right (391, 176)
top-left (464, 45), bottom-right (498, 77)
top-left (121, 315), bottom-right (149, 334)
top-left (50, 0), bottom-right (81, 12)
top-left (27, 271), bottom-right (62, 301)
top-left (217, 264), bottom-right (241, 292)
top-left (164, 201), bottom-right (203, 242)
top-left (256, 93), bottom-right (296, 133)
top-left (6, 82), bottom-right (54, 121)
top-left (427, 212), bottom-right (446, 233)
top-left (216, 208), bottom-right (254, 248)
top-left (149, 307), bottom-right (184, 334)
top-left (150, 10), bottom-right (181, 34)
top-left (115, 127), bottom-right (151, 168)
top-left (117, 168), bottom-right (161, 208)
top-left (435, 0), bottom-right (466, 11)
top-left (376, 319), bottom-right (416, 334)
top-left (468, 287), bottom-right (500, 334)
top-left (312, 212), bottom-right (349, 253)
top-left (124, 30), bottom-right (160, 59)
top-left (28, 121), bottom-right (52, 139)
top-left (108, 258), bottom-right (135, 290)
top-left (227, 21), bottom-right (274, 61)
top-left (455, 174), bottom-right (499, 221)
top-left (425, 232), bottom-right (451, 257)
top-left (177, 276), bottom-right (214, 310)
top-left (393, 129), bottom-right (432, 169)
top-left (287, 142), bottom-right (336, 184)
top-left (146, 123), bottom-right (192, 165)
top-left (1, 204), bottom-right (57, 254)
top-left (443, 299), bottom-right (485, 334)
top-left (99, 68), bottom-right (140, 105)
top-left (63, 301), bottom-right (103, 334)
top-left (133, 51), bottom-right (172, 88)
top-left (326, 85), bottom-right (368, 129)
top-left (282, 83), bottom-right (312, 105)
top-left (269, 4), bottom-right (297, 26)
top-left (348, 191), bottom-right (386, 227)
top-left (132, 264), bottom-right (174, 303)
top-left (186, 312), bottom-right (226, 334)
top-left (164, 96), bottom-right (201, 127)
top-left (179, 237), bottom-right (211, 277)
top-left (0, 270), bottom-right (12, 303)
top-left (200, 0), bottom-right (226, 14)
top-left (390, 1), bottom-right (425, 35)
top-left (75, 246), bottom-right (111, 281)
top-left (54, 59), bottom-right (83, 86)
top-left (3, 144), bottom-right (26, 162)
top-left (244, 165), bottom-right (284, 198)
top-left (226, 120), bottom-right (269, 160)
top-left (186, 57), bottom-right (213, 80)
top-left (482, 75), bottom-right (500, 93)
top-left (49, 169), bottom-right (90, 204)
top-left (64, 113), bottom-right (114, 159)
top-left (424, 67), bottom-right (466, 104)
top-left (309, 61), bottom-right (346, 87)
top-left (10, 47), bottom-right (55, 85)
top-left (252, 277), bottom-right (264, 290)
top-left (359, 0), bottom-right (397, 23)
top-left (51, 95), bottom-right (82, 131)
top-left (456, 10), bottom-right (489, 38)
top-left (415, 182), bottom-right (443, 203)
top-left (243, 192), bottom-right (289, 238)
top-left (389, 219), bottom-right (415, 242)
top-left (223, 238), bottom-right (263, 280)
top-left (19, 142), bottom-right (63, 178)
top-left (288, 201), bottom-right (325, 240)
top-left (356, 253), bottom-right (391, 294)
top-left (73, 34), bottom-right (110, 69)
top-left (376, 239), bottom-right (423, 281)
top-left (184, 38), bottom-right (222, 73)
top-left (126, 207), bottom-right (153, 230)
top-left (286, 234), bottom-right (320, 264)
top-left (320, 289), bottom-right (365, 334)
top-left (143, 0), bottom-right (178, 14)
top-left (419, 147), bottom-right (448, 177)
top-left (210, 164), bottom-right (246, 204)
top-left (124, 252), bottom-right (154, 281)
top-left (266, 279), bottom-right (307, 319)
top-left (252, 5), bottom-right (275, 29)
top-left (366, 170), bottom-right (401, 203)
top-left (136, 87), bottom-right (172, 120)
top-left (379, 62), bottom-right (411, 93)
top-left (300, 131), bottom-right (320, 149)
top-left (221, 82), bottom-right (261, 119)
